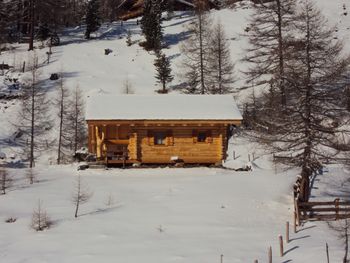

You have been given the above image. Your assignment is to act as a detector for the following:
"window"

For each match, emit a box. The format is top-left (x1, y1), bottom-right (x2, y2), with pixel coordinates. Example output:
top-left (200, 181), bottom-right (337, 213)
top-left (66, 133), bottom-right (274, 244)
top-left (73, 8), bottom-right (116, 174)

top-left (197, 131), bottom-right (207, 143)
top-left (154, 131), bottom-right (166, 145)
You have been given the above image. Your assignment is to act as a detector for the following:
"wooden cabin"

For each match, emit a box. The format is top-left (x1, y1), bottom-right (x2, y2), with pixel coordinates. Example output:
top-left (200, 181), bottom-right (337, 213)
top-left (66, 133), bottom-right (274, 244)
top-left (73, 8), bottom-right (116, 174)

top-left (86, 95), bottom-right (242, 165)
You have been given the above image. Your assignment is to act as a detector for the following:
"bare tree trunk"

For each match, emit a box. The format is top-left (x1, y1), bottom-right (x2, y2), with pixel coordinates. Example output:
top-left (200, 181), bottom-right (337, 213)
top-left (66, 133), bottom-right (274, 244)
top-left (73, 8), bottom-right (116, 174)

top-left (276, 0), bottom-right (286, 107)
top-left (30, 78), bottom-right (35, 168)
top-left (74, 89), bottom-right (79, 154)
top-left (198, 12), bottom-right (205, 94)
top-left (28, 0), bottom-right (35, 51)
top-left (344, 221), bottom-right (349, 263)
top-left (57, 79), bottom-right (64, 164)
top-left (74, 196), bottom-right (80, 218)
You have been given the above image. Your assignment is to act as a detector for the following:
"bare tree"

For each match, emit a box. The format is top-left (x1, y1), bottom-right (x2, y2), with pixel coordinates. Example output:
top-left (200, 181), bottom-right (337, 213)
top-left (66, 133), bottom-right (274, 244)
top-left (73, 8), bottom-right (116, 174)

top-left (68, 85), bottom-right (86, 155)
top-left (15, 53), bottom-right (52, 168)
top-left (0, 168), bottom-right (13, 195)
top-left (207, 21), bottom-right (235, 94)
top-left (56, 74), bottom-right (70, 164)
top-left (31, 199), bottom-right (52, 231)
top-left (122, 78), bottom-right (135, 94)
top-left (180, 1), bottom-right (211, 94)
top-left (71, 174), bottom-right (93, 218)
top-left (26, 168), bottom-right (36, 185)
top-left (258, 0), bottom-right (350, 200)
top-left (243, 0), bottom-right (296, 107)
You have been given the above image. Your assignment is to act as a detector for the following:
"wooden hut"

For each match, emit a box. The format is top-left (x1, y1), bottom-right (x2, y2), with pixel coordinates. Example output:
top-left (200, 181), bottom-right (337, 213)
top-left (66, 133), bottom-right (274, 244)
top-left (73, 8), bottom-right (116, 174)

top-left (86, 95), bottom-right (242, 165)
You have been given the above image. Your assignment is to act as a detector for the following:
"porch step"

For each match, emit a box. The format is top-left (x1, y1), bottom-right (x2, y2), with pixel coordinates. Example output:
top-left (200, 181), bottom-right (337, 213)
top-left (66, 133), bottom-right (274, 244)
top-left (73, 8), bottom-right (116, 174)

top-left (88, 162), bottom-right (107, 169)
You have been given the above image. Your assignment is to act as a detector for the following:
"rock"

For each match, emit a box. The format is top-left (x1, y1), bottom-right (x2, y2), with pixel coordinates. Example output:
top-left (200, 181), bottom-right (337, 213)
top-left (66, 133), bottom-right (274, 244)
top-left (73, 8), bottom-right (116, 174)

top-left (0, 152), bottom-right (6, 159)
top-left (50, 73), bottom-right (59, 80)
top-left (104, 48), bottom-right (113, 55)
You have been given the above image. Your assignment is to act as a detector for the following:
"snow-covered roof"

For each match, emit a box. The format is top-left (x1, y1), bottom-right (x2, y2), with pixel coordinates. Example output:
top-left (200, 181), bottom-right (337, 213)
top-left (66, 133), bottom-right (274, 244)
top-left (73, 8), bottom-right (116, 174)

top-left (86, 95), bottom-right (242, 121)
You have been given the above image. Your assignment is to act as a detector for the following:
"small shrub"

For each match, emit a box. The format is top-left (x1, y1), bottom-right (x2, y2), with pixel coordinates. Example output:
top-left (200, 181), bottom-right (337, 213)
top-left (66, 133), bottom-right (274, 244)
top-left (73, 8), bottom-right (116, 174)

top-left (31, 200), bottom-right (52, 231)
top-left (5, 217), bottom-right (17, 223)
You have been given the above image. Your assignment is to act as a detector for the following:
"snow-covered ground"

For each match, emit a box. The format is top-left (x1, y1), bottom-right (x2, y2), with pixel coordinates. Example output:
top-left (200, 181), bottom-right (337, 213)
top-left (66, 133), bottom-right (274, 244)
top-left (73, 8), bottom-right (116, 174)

top-left (0, 0), bottom-right (350, 262)
top-left (0, 164), bottom-right (346, 263)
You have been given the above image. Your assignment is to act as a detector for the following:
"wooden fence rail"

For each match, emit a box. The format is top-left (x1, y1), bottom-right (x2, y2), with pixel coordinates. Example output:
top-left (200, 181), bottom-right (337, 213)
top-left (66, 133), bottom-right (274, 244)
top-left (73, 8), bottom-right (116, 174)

top-left (293, 172), bottom-right (350, 225)
top-left (296, 198), bottom-right (350, 224)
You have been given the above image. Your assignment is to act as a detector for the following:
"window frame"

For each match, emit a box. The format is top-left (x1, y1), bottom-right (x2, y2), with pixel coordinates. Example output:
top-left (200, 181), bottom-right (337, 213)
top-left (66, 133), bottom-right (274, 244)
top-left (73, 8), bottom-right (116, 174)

top-left (197, 131), bottom-right (207, 143)
top-left (154, 131), bottom-right (167, 146)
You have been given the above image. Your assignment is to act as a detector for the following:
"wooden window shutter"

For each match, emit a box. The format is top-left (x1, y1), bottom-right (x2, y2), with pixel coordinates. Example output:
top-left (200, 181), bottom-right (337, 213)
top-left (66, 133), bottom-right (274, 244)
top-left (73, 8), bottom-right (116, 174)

top-left (148, 130), bottom-right (154, 146)
top-left (192, 130), bottom-right (198, 143)
top-left (206, 130), bottom-right (213, 144)
top-left (166, 130), bottom-right (174, 146)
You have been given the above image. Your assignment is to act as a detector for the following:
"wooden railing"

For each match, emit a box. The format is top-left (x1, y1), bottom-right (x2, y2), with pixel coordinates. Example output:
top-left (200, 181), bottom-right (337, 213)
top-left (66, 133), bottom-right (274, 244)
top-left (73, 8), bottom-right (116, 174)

top-left (293, 173), bottom-right (350, 225)
top-left (295, 199), bottom-right (350, 224)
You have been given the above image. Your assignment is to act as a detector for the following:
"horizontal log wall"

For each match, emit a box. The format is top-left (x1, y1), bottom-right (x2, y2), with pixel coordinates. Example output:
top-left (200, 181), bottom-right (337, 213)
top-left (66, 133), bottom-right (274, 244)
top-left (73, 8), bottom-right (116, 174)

top-left (137, 126), bottom-right (226, 164)
top-left (87, 121), bottom-right (232, 164)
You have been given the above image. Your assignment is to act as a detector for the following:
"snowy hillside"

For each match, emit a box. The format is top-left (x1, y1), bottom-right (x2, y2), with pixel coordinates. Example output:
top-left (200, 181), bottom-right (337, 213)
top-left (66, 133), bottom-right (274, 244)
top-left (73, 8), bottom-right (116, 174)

top-left (0, 0), bottom-right (350, 262)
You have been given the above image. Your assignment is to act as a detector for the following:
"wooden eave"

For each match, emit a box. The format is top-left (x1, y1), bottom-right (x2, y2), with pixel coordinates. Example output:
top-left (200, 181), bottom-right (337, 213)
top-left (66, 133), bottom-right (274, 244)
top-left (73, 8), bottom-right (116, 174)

top-left (86, 119), bottom-right (242, 126)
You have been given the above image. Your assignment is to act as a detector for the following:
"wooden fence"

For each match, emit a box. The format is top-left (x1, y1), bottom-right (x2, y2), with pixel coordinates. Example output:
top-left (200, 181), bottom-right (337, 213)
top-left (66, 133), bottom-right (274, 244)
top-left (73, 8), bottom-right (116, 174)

top-left (295, 199), bottom-right (350, 225)
top-left (293, 174), bottom-right (350, 225)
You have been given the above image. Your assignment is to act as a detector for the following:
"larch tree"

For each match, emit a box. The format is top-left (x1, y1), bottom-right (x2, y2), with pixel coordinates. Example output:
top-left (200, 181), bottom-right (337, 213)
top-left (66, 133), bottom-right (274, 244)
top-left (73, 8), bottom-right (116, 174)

top-left (0, 168), bottom-right (13, 195)
top-left (85, 0), bottom-right (101, 39)
top-left (243, 0), bottom-right (296, 108)
top-left (181, 1), bottom-right (211, 94)
top-left (154, 52), bottom-right (173, 93)
top-left (72, 174), bottom-right (93, 218)
top-left (31, 199), bottom-right (52, 231)
top-left (16, 53), bottom-right (52, 168)
top-left (265, 0), bottom-right (350, 201)
top-left (207, 21), bottom-right (235, 94)
top-left (56, 75), bottom-right (70, 164)
top-left (66, 85), bottom-right (86, 155)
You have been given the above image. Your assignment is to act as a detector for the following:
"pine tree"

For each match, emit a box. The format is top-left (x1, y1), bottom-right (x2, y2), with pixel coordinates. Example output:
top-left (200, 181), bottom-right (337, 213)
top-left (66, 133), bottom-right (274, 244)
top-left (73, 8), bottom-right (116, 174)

top-left (85, 0), bottom-right (101, 39)
top-left (140, 0), bottom-right (163, 51)
top-left (207, 21), bottom-right (235, 94)
top-left (243, 0), bottom-right (296, 107)
top-left (154, 52), bottom-right (173, 93)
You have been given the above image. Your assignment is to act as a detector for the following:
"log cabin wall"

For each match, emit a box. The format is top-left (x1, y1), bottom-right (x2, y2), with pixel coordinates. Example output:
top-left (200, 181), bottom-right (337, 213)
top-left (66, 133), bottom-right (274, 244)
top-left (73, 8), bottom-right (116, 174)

top-left (137, 126), bottom-right (226, 164)
top-left (87, 121), bottom-right (231, 164)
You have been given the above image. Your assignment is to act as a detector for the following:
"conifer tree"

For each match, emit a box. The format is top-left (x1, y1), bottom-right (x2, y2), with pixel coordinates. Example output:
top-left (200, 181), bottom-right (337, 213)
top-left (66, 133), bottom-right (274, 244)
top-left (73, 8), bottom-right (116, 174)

top-left (140, 0), bottom-right (163, 51)
top-left (154, 52), bottom-right (173, 93)
top-left (85, 0), bottom-right (101, 39)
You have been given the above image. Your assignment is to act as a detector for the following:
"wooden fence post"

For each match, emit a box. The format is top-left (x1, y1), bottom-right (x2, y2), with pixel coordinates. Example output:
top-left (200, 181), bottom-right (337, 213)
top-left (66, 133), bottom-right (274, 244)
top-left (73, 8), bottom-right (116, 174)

top-left (268, 246), bottom-right (272, 263)
top-left (294, 198), bottom-right (301, 226)
top-left (335, 198), bottom-right (340, 220)
top-left (248, 154), bottom-right (251, 162)
top-left (293, 211), bottom-right (297, 233)
top-left (279, 235), bottom-right (284, 257)
top-left (22, 61), bottom-right (26, 72)
top-left (326, 243), bottom-right (330, 263)
top-left (220, 254), bottom-right (223, 263)
top-left (286, 222), bottom-right (290, 243)
top-left (233, 151), bottom-right (236, 160)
